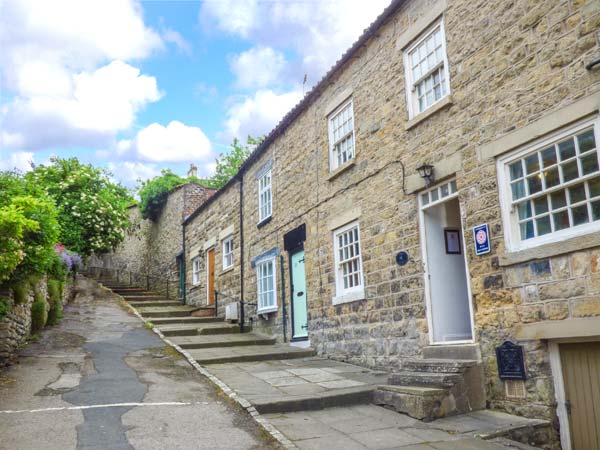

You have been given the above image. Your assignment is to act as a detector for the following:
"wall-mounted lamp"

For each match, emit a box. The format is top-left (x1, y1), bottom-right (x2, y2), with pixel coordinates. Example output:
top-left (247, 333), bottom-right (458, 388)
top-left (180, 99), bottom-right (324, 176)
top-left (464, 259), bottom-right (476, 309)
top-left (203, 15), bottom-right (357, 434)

top-left (417, 163), bottom-right (435, 186)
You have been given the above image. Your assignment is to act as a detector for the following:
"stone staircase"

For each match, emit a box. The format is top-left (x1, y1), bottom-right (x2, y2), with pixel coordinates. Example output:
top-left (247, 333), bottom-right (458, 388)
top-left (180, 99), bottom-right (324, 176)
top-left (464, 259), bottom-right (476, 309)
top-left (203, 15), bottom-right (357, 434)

top-left (96, 277), bottom-right (315, 365)
top-left (373, 344), bottom-right (486, 421)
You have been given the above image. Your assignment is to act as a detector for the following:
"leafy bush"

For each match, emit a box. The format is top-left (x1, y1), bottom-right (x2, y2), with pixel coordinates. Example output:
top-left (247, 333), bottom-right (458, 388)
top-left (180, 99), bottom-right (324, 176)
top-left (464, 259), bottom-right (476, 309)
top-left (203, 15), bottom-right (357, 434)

top-left (26, 157), bottom-right (133, 256)
top-left (138, 170), bottom-right (188, 221)
top-left (11, 282), bottom-right (28, 305)
top-left (0, 297), bottom-right (10, 320)
top-left (47, 297), bottom-right (63, 326)
top-left (31, 293), bottom-right (47, 333)
top-left (47, 278), bottom-right (64, 326)
top-left (47, 278), bottom-right (62, 302)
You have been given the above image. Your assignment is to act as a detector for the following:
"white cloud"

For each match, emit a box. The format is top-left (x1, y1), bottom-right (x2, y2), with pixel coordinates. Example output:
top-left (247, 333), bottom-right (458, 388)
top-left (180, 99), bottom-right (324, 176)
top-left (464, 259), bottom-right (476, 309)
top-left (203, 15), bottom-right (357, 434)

top-left (0, 151), bottom-right (35, 172)
top-left (221, 89), bottom-right (303, 142)
top-left (231, 46), bottom-right (288, 89)
top-left (0, 0), bottom-right (164, 152)
top-left (161, 28), bottom-right (192, 55)
top-left (201, 0), bottom-right (391, 83)
top-left (3, 61), bottom-right (162, 150)
top-left (127, 121), bottom-right (213, 163)
top-left (107, 161), bottom-right (162, 188)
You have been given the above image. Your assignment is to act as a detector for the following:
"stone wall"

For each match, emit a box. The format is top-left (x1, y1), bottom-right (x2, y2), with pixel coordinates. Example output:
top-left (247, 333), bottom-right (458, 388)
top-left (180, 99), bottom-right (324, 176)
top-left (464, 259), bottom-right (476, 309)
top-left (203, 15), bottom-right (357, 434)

top-left (182, 0), bottom-right (600, 431)
top-left (0, 276), bottom-right (75, 366)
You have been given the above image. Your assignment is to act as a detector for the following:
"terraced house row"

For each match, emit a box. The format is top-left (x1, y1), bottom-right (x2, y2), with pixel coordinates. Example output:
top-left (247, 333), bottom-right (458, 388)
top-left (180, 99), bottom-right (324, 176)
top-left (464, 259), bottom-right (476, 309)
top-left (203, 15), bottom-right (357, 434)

top-left (104, 0), bottom-right (600, 448)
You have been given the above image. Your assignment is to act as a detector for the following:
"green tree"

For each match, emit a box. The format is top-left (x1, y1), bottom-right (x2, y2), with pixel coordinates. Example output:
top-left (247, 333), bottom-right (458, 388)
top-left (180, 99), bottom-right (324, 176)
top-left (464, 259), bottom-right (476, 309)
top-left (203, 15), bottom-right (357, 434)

top-left (138, 169), bottom-right (188, 220)
top-left (26, 157), bottom-right (133, 256)
top-left (206, 135), bottom-right (262, 189)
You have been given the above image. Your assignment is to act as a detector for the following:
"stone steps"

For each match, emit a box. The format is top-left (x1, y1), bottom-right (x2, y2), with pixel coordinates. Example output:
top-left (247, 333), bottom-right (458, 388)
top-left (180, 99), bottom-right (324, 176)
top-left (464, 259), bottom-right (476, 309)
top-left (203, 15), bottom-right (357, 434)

top-left (373, 384), bottom-right (451, 421)
top-left (189, 344), bottom-right (316, 365)
top-left (170, 333), bottom-right (276, 349)
top-left (159, 322), bottom-right (241, 337)
top-left (129, 300), bottom-right (182, 308)
top-left (149, 317), bottom-right (222, 325)
top-left (402, 358), bottom-right (478, 373)
top-left (388, 371), bottom-right (462, 388)
top-left (137, 306), bottom-right (199, 318)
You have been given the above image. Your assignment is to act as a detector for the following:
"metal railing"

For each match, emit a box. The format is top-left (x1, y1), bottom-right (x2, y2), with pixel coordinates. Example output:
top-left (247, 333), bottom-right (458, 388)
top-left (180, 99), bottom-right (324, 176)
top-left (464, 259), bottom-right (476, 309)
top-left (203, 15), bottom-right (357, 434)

top-left (85, 264), bottom-right (182, 302)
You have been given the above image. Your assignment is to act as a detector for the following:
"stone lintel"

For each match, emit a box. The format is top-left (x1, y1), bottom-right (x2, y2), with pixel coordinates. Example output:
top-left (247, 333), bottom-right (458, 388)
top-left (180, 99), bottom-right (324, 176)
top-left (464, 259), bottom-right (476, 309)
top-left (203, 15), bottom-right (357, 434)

top-left (478, 93), bottom-right (600, 161)
top-left (396, 0), bottom-right (448, 50)
top-left (405, 152), bottom-right (462, 194)
top-left (515, 317), bottom-right (600, 341)
top-left (219, 225), bottom-right (234, 240)
top-left (328, 207), bottom-right (362, 231)
top-left (324, 87), bottom-right (354, 117)
top-left (203, 237), bottom-right (217, 251)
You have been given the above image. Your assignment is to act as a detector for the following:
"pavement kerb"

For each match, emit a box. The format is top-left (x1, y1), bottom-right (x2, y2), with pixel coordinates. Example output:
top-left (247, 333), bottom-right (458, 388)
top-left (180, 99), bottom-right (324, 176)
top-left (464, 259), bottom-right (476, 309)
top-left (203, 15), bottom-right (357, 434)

top-left (110, 288), bottom-right (299, 450)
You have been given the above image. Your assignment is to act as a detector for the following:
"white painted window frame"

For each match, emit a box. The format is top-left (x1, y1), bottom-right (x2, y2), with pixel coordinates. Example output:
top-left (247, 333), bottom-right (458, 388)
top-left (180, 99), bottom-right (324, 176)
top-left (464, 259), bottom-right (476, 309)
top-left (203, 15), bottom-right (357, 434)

top-left (403, 18), bottom-right (451, 119)
top-left (222, 235), bottom-right (234, 270)
top-left (191, 256), bottom-right (201, 286)
top-left (258, 169), bottom-right (272, 223)
top-left (328, 98), bottom-right (356, 172)
top-left (256, 257), bottom-right (278, 314)
top-left (332, 220), bottom-right (365, 305)
top-left (497, 116), bottom-right (600, 253)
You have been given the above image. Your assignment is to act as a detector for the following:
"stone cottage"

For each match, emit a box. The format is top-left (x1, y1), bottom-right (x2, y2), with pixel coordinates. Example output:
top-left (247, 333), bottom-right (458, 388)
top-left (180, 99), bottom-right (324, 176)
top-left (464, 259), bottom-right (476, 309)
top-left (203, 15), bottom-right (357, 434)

top-left (183, 0), bottom-right (600, 448)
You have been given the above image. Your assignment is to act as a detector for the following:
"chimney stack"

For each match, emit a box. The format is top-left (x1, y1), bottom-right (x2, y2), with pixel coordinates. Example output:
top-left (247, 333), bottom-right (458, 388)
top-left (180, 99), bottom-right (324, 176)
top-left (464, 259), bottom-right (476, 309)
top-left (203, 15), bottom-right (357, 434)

top-left (187, 163), bottom-right (198, 179)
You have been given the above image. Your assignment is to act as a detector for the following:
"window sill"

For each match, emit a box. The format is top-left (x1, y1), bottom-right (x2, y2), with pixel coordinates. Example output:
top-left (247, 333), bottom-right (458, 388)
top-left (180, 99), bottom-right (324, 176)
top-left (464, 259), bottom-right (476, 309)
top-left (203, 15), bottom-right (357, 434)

top-left (257, 305), bottom-right (278, 315)
top-left (498, 231), bottom-right (600, 266)
top-left (220, 266), bottom-right (234, 275)
top-left (405, 95), bottom-right (453, 131)
top-left (257, 216), bottom-right (272, 229)
top-left (327, 159), bottom-right (356, 181)
top-left (332, 289), bottom-right (365, 306)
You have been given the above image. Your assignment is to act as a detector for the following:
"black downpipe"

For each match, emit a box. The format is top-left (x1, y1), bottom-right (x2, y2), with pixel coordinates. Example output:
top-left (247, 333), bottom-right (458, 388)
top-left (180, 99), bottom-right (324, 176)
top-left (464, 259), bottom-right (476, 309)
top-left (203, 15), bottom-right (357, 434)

top-left (239, 176), bottom-right (245, 333)
top-left (182, 224), bottom-right (187, 304)
top-left (280, 254), bottom-right (287, 342)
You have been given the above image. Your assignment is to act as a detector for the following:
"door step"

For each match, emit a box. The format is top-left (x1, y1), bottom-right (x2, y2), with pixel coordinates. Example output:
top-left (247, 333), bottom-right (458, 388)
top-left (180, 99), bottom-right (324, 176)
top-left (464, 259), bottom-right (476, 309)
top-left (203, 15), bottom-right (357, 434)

top-left (373, 385), bottom-right (452, 421)
top-left (170, 333), bottom-right (276, 349)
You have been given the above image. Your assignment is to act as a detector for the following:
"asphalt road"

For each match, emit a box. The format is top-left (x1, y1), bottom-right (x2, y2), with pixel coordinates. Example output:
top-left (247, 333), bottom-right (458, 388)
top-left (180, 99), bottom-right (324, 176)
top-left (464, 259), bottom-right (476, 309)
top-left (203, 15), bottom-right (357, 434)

top-left (0, 277), bottom-right (279, 450)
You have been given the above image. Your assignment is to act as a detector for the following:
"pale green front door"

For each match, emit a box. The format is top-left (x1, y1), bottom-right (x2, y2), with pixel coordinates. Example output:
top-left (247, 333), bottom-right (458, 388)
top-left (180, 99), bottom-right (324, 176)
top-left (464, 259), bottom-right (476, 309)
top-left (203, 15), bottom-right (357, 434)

top-left (291, 250), bottom-right (308, 339)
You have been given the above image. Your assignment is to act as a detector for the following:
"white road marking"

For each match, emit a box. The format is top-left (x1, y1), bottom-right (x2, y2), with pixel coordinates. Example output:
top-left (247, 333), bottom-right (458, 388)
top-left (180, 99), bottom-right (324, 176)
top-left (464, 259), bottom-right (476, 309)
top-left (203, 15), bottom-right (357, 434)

top-left (0, 401), bottom-right (212, 414)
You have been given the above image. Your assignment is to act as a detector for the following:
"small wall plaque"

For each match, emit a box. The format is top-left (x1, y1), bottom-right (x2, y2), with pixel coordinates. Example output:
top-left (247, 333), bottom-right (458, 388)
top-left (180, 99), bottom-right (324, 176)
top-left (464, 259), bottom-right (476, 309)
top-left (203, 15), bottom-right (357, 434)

top-left (473, 223), bottom-right (491, 255)
top-left (396, 251), bottom-right (409, 266)
top-left (496, 341), bottom-right (526, 380)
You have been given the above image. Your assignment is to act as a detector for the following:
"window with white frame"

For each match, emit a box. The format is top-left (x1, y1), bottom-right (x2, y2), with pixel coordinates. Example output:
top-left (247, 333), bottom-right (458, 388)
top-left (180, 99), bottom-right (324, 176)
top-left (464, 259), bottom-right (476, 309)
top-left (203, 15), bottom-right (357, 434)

top-left (328, 99), bottom-right (355, 171)
top-left (404, 19), bottom-right (450, 118)
top-left (258, 169), bottom-right (272, 223)
top-left (499, 119), bottom-right (600, 251)
top-left (333, 221), bottom-right (364, 298)
top-left (222, 236), bottom-right (234, 270)
top-left (256, 258), bottom-right (277, 313)
top-left (192, 256), bottom-right (201, 285)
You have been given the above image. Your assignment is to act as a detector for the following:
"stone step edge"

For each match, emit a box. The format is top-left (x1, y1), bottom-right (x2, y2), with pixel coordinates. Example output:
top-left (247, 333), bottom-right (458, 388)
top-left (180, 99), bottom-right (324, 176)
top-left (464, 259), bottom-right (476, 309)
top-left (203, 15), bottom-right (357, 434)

top-left (191, 348), bottom-right (316, 365)
top-left (174, 337), bottom-right (277, 349)
top-left (376, 384), bottom-right (447, 396)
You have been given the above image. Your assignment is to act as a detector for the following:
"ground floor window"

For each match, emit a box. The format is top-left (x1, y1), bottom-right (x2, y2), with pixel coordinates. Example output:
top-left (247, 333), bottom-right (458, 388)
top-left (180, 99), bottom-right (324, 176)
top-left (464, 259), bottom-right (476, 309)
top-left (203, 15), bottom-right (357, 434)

top-left (333, 221), bottom-right (363, 300)
top-left (192, 256), bottom-right (201, 285)
top-left (222, 236), bottom-right (234, 270)
top-left (256, 258), bottom-right (277, 313)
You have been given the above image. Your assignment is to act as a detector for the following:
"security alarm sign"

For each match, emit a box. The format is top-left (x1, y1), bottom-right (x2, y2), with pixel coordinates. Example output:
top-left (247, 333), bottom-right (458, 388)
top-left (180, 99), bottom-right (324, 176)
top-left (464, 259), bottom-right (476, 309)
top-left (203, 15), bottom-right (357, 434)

top-left (473, 223), bottom-right (490, 256)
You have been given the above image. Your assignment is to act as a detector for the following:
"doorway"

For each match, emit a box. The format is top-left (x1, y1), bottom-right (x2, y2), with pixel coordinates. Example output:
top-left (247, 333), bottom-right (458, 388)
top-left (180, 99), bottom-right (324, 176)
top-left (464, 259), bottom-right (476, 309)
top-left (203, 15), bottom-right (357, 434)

top-left (419, 180), bottom-right (473, 344)
top-left (206, 248), bottom-right (215, 305)
top-left (290, 249), bottom-right (308, 340)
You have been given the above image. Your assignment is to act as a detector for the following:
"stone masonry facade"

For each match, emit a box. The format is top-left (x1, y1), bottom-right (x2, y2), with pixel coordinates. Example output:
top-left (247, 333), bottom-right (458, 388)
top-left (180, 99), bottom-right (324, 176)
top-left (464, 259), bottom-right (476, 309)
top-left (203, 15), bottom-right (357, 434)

top-left (182, 0), bottom-right (600, 443)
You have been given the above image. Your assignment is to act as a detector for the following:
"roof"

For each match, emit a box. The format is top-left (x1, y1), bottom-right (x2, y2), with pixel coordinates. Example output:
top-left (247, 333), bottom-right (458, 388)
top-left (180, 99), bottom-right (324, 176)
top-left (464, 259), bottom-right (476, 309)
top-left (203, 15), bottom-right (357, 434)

top-left (184, 0), bottom-right (405, 226)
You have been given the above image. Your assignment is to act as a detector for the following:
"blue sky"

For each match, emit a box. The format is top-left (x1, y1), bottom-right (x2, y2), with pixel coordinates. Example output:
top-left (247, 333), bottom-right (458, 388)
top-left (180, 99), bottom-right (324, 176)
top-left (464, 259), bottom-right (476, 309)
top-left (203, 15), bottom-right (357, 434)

top-left (0, 0), bottom-right (390, 189)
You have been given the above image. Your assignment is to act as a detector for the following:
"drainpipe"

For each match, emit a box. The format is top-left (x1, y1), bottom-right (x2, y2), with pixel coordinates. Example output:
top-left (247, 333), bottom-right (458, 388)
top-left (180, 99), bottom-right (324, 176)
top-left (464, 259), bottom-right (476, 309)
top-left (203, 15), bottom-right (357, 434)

top-left (182, 223), bottom-right (187, 304)
top-left (239, 175), bottom-right (245, 332)
top-left (280, 254), bottom-right (287, 342)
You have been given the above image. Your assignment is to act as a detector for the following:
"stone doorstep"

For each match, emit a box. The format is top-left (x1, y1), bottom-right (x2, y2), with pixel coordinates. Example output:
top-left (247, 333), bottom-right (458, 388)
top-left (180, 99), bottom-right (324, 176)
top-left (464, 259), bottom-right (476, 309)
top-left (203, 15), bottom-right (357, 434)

top-left (402, 358), bottom-right (479, 373)
top-left (189, 346), bottom-right (316, 364)
top-left (150, 316), bottom-right (222, 325)
top-left (170, 334), bottom-right (276, 349)
top-left (388, 371), bottom-right (463, 388)
top-left (252, 386), bottom-right (375, 414)
top-left (373, 384), bottom-right (451, 421)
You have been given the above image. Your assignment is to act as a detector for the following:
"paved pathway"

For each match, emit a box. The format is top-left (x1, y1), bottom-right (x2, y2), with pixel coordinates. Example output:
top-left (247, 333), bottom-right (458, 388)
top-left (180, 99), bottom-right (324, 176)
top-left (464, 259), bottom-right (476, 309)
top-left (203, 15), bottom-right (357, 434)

top-left (0, 277), bottom-right (280, 450)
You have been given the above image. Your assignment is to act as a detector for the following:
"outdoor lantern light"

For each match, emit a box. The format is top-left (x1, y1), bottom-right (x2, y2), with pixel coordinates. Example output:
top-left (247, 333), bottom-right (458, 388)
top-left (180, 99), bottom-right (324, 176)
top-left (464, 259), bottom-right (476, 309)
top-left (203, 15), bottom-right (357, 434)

top-left (417, 163), bottom-right (435, 185)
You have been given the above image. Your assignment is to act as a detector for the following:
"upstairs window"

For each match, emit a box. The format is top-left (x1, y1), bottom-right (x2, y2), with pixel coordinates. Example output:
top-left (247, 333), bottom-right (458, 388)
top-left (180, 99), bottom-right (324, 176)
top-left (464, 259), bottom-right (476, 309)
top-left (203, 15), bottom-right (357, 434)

top-left (222, 236), bottom-right (234, 270)
top-left (404, 19), bottom-right (450, 118)
top-left (333, 221), bottom-right (364, 298)
top-left (258, 169), bottom-right (272, 223)
top-left (256, 258), bottom-right (277, 313)
top-left (192, 256), bottom-right (201, 285)
top-left (328, 99), bottom-right (355, 171)
top-left (499, 118), bottom-right (600, 251)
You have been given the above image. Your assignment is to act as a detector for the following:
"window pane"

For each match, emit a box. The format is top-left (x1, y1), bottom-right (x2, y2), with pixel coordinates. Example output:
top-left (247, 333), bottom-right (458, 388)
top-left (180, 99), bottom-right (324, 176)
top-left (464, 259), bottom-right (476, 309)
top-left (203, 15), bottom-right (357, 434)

top-left (553, 210), bottom-right (570, 230)
top-left (441, 183), bottom-right (449, 197)
top-left (544, 167), bottom-right (560, 188)
top-left (562, 160), bottom-right (579, 182)
top-left (536, 216), bottom-right (552, 236)
top-left (431, 189), bottom-right (439, 201)
top-left (525, 154), bottom-right (539, 174)
top-left (572, 204), bottom-right (589, 226)
top-left (578, 130), bottom-right (596, 153)
top-left (527, 175), bottom-right (542, 195)
top-left (569, 183), bottom-right (586, 204)
top-left (421, 193), bottom-right (429, 205)
top-left (559, 139), bottom-right (576, 160)
top-left (589, 177), bottom-right (600, 198)
top-left (551, 191), bottom-right (567, 209)
top-left (534, 196), bottom-right (549, 215)
top-left (592, 200), bottom-right (600, 221)
top-left (581, 153), bottom-right (599, 175)
top-left (517, 201), bottom-right (532, 220)
top-left (520, 221), bottom-right (534, 240)
top-left (541, 146), bottom-right (557, 167)
top-left (511, 180), bottom-right (526, 200)
top-left (450, 180), bottom-right (457, 193)
top-left (509, 161), bottom-right (523, 180)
